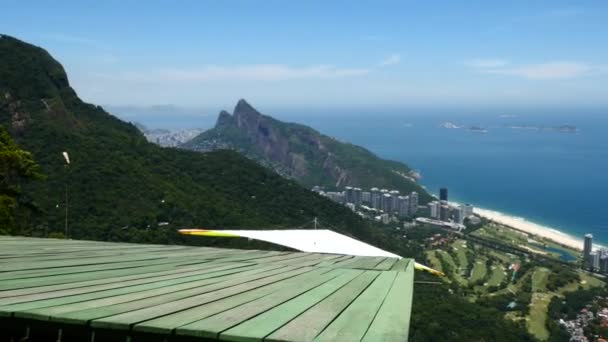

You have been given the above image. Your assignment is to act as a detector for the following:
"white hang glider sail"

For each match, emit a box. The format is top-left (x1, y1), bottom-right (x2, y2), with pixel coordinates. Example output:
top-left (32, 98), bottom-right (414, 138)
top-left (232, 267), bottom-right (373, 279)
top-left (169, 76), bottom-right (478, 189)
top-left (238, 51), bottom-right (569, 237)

top-left (178, 228), bottom-right (443, 276)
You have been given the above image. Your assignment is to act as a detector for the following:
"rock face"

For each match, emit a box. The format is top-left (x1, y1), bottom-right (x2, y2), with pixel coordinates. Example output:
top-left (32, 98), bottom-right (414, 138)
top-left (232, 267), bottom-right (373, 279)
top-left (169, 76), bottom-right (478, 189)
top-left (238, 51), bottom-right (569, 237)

top-left (182, 100), bottom-right (431, 202)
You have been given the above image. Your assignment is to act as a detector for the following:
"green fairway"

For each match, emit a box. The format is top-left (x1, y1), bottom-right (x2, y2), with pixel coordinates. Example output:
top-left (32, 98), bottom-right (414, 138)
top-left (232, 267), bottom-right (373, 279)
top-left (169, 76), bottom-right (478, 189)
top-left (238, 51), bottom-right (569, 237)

top-left (469, 258), bottom-right (487, 284)
top-left (425, 251), bottom-right (443, 273)
top-left (487, 264), bottom-right (506, 287)
top-left (437, 250), bottom-right (468, 285)
top-left (451, 240), bottom-right (469, 270)
top-left (527, 293), bottom-right (552, 341)
top-left (531, 268), bottom-right (550, 292)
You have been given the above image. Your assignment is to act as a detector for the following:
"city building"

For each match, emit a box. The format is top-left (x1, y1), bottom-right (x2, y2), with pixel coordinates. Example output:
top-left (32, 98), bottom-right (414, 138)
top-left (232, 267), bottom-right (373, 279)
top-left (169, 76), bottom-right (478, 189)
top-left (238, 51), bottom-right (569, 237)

top-left (370, 188), bottom-right (381, 209)
top-left (460, 203), bottom-right (474, 218)
top-left (325, 191), bottom-right (345, 204)
top-left (382, 193), bottom-right (392, 213)
top-left (440, 204), bottom-right (450, 221)
top-left (380, 213), bottom-right (390, 224)
top-left (428, 201), bottom-right (440, 219)
top-left (362, 191), bottom-right (371, 204)
top-left (584, 234), bottom-right (593, 269)
top-left (601, 255), bottom-right (608, 274)
top-left (390, 190), bottom-right (400, 212)
top-left (453, 206), bottom-right (464, 224)
top-left (345, 186), bottom-right (354, 204)
top-left (353, 187), bottom-right (362, 206)
top-left (409, 191), bottom-right (419, 215)
top-left (591, 251), bottom-right (600, 272)
top-left (440, 187), bottom-right (448, 202)
top-left (397, 196), bottom-right (410, 218)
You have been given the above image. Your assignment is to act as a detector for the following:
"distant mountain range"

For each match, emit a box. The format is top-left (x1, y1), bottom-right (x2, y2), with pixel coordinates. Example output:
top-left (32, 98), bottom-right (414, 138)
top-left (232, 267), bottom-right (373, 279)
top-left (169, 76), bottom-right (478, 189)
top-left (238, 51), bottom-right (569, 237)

top-left (182, 99), bottom-right (432, 203)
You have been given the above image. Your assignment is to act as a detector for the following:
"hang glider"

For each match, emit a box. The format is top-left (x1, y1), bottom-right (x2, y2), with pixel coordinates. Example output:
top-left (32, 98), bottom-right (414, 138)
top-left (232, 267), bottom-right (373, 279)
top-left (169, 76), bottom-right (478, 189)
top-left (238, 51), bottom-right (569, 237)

top-left (178, 228), bottom-right (444, 276)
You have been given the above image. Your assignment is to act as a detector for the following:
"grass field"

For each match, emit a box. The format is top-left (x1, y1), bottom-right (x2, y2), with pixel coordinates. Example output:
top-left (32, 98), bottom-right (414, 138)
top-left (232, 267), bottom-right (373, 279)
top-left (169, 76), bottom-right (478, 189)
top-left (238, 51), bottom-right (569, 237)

top-left (487, 264), bottom-right (506, 287)
top-left (451, 240), bottom-right (469, 270)
top-left (528, 292), bottom-right (552, 341)
top-left (469, 258), bottom-right (487, 284)
top-left (425, 250), bottom-right (443, 273)
top-left (472, 223), bottom-right (530, 246)
top-left (531, 268), bottom-right (550, 292)
top-left (437, 250), bottom-right (468, 285)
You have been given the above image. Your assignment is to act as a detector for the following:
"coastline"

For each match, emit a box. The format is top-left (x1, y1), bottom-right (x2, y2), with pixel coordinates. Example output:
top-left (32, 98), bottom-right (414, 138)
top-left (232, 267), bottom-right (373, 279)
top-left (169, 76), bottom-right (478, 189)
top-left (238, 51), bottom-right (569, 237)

top-left (472, 207), bottom-right (587, 251)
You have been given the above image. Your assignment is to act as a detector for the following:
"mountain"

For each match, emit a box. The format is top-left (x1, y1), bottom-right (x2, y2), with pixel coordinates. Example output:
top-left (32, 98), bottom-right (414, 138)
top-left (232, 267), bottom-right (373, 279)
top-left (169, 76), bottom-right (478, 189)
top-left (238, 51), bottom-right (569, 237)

top-left (0, 34), bottom-right (393, 252)
top-left (182, 100), bottom-right (433, 203)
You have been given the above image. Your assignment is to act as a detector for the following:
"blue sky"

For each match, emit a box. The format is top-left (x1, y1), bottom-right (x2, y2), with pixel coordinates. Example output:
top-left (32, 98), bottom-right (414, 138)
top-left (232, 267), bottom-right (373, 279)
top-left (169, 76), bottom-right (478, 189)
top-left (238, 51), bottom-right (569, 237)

top-left (1, 0), bottom-right (607, 108)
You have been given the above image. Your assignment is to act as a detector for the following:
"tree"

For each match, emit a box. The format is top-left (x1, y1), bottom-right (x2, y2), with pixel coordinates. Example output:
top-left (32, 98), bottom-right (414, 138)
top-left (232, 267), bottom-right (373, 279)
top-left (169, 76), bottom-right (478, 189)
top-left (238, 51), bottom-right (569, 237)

top-left (0, 126), bottom-right (43, 234)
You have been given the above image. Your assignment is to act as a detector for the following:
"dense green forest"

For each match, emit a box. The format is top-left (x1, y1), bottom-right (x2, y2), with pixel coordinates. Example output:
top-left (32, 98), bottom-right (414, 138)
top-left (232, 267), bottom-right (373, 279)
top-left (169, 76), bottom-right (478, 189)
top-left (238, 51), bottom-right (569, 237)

top-left (0, 34), bottom-right (536, 341)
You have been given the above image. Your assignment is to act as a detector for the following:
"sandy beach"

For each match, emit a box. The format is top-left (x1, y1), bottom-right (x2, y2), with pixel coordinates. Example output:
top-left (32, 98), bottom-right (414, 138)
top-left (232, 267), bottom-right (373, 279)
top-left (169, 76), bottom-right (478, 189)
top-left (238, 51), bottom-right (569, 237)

top-left (473, 207), bottom-right (585, 251)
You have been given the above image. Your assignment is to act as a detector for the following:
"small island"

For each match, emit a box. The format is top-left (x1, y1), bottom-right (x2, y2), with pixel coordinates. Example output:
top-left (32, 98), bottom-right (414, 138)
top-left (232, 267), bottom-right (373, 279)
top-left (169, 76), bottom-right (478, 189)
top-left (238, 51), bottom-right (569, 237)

top-left (440, 122), bottom-right (461, 129)
top-left (468, 126), bottom-right (488, 133)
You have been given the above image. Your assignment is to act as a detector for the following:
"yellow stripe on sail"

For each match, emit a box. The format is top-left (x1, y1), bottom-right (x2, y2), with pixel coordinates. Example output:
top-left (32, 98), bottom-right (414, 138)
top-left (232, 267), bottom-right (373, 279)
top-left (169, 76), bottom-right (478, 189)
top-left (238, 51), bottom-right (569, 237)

top-left (414, 262), bottom-right (445, 277)
top-left (178, 229), bottom-right (240, 237)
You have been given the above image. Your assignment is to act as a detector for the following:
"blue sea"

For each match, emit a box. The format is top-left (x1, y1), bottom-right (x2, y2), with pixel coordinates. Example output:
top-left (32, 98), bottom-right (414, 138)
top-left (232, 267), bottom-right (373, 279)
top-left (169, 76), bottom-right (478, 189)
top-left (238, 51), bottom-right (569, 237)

top-left (121, 107), bottom-right (608, 246)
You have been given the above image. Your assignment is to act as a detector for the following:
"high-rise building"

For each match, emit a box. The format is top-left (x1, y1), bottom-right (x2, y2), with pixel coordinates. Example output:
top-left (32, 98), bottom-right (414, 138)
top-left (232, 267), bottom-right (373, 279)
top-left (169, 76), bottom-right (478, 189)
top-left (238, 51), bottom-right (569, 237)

top-left (390, 190), bottom-right (400, 212)
top-left (453, 207), bottom-right (464, 224)
top-left (397, 196), bottom-right (410, 218)
top-left (591, 251), bottom-right (600, 272)
top-left (344, 186), bottom-right (354, 204)
top-left (382, 193), bottom-right (392, 213)
top-left (362, 191), bottom-right (371, 204)
top-left (584, 234), bottom-right (593, 269)
top-left (409, 192), bottom-right (419, 215)
top-left (600, 255), bottom-right (608, 274)
top-left (439, 188), bottom-right (448, 202)
top-left (460, 204), bottom-right (474, 218)
top-left (428, 201), bottom-right (440, 219)
top-left (370, 188), bottom-right (381, 209)
top-left (353, 187), bottom-right (362, 206)
top-left (440, 204), bottom-right (450, 221)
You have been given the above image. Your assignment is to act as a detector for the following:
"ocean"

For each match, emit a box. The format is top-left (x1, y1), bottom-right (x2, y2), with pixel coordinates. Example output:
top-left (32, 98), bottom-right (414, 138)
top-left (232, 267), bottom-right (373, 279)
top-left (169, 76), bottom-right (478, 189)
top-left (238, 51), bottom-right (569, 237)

top-left (120, 107), bottom-right (608, 245)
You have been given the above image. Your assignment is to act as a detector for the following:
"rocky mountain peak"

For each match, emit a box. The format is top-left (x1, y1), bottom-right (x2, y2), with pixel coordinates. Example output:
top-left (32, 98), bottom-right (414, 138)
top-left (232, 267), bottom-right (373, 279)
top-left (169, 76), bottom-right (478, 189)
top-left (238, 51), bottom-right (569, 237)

top-left (216, 110), bottom-right (234, 128)
top-left (234, 99), bottom-right (260, 119)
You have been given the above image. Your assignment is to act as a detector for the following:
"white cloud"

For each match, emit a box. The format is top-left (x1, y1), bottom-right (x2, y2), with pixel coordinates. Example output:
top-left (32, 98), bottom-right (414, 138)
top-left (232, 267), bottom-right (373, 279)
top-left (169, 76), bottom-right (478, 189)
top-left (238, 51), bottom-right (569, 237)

top-left (95, 64), bottom-right (370, 83)
top-left (379, 54), bottom-right (401, 67)
top-left (487, 62), bottom-right (591, 80)
top-left (469, 59), bottom-right (593, 80)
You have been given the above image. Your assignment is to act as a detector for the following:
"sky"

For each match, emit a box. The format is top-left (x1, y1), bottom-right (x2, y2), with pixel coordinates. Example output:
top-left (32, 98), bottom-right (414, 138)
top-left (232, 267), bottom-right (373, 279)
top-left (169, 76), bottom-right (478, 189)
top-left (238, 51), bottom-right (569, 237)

top-left (1, 0), bottom-right (607, 109)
